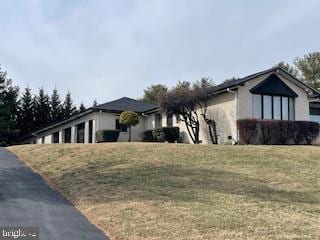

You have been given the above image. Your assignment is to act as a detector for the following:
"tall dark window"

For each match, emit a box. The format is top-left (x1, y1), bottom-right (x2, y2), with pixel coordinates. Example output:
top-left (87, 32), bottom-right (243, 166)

top-left (77, 123), bottom-right (85, 143)
top-left (88, 120), bottom-right (93, 143)
top-left (273, 96), bottom-right (281, 120)
top-left (52, 131), bottom-right (59, 143)
top-left (115, 119), bottom-right (127, 132)
top-left (64, 127), bottom-right (71, 143)
top-left (155, 113), bottom-right (162, 128)
top-left (252, 94), bottom-right (295, 120)
top-left (167, 113), bottom-right (173, 127)
top-left (310, 106), bottom-right (320, 123)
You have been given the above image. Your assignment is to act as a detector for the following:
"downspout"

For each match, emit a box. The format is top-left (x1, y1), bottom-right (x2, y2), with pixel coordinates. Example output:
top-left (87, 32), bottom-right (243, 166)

top-left (227, 88), bottom-right (239, 144)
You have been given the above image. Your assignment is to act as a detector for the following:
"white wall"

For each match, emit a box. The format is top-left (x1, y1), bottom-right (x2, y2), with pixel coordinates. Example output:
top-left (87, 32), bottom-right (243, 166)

top-left (96, 111), bottom-right (146, 142)
top-left (36, 112), bottom-right (97, 144)
top-left (168, 92), bottom-right (236, 144)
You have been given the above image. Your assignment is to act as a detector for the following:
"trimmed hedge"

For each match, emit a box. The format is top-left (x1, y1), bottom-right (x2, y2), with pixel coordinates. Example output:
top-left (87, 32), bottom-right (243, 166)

top-left (142, 130), bottom-right (156, 142)
top-left (142, 127), bottom-right (180, 143)
top-left (153, 127), bottom-right (180, 143)
top-left (237, 119), bottom-right (320, 145)
top-left (96, 130), bottom-right (120, 143)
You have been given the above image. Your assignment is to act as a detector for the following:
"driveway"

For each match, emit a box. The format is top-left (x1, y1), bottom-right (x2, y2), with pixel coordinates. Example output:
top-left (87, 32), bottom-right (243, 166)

top-left (0, 148), bottom-right (108, 240)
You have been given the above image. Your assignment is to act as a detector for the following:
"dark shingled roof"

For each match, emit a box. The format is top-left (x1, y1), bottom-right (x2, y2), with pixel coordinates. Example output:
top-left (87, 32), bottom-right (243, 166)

top-left (93, 97), bottom-right (158, 113)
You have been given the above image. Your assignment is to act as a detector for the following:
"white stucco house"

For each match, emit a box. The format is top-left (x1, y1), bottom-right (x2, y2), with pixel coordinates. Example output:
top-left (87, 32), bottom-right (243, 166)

top-left (20, 67), bottom-right (320, 145)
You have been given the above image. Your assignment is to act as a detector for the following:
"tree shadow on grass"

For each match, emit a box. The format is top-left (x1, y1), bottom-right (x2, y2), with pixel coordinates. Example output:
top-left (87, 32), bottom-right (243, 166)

top-left (58, 161), bottom-right (319, 205)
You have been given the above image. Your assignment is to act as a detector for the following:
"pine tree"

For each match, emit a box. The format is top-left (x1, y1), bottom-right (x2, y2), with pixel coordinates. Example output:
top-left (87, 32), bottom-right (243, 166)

top-left (17, 87), bottom-right (35, 135)
top-left (276, 61), bottom-right (299, 78)
top-left (141, 84), bottom-right (168, 103)
top-left (50, 87), bottom-right (62, 122)
top-left (79, 102), bottom-right (86, 112)
top-left (34, 88), bottom-right (51, 128)
top-left (93, 99), bottom-right (98, 107)
top-left (0, 68), bottom-right (19, 145)
top-left (294, 52), bottom-right (320, 89)
top-left (62, 92), bottom-right (76, 119)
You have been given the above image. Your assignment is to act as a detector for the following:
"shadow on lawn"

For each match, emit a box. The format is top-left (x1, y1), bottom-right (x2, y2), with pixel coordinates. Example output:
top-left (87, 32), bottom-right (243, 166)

top-left (58, 161), bottom-right (319, 205)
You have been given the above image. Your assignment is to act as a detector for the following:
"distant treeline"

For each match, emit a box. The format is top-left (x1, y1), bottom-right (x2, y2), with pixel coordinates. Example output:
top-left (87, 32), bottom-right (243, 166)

top-left (0, 66), bottom-right (95, 145)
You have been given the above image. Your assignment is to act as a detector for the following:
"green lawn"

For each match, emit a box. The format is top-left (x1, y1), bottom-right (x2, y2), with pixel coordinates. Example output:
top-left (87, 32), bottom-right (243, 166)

top-left (8, 143), bottom-right (320, 240)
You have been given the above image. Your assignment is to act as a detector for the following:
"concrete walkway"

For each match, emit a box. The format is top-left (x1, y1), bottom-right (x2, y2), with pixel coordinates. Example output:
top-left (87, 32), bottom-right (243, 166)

top-left (0, 148), bottom-right (108, 240)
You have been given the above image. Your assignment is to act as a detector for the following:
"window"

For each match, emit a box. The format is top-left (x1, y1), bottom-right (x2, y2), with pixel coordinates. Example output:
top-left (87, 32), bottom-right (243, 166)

top-left (263, 95), bottom-right (272, 119)
top-left (52, 132), bottom-right (59, 143)
top-left (64, 127), bottom-right (71, 143)
top-left (310, 107), bottom-right (320, 115)
top-left (115, 119), bottom-right (128, 132)
top-left (175, 114), bottom-right (181, 123)
top-left (167, 113), bottom-right (173, 127)
top-left (88, 120), bottom-right (93, 143)
top-left (282, 97), bottom-right (288, 120)
top-left (252, 94), bottom-right (294, 120)
top-left (252, 94), bottom-right (262, 119)
top-left (77, 122), bottom-right (85, 143)
top-left (310, 106), bottom-right (320, 123)
top-left (289, 98), bottom-right (294, 121)
top-left (273, 96), bottom-right (281, 120)
top-left (155, 113), bottom-right (162, 128)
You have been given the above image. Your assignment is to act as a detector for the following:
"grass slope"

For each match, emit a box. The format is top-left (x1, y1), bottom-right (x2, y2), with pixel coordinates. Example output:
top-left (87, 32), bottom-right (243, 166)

top-left (8, 143), bottom-right (320, 240)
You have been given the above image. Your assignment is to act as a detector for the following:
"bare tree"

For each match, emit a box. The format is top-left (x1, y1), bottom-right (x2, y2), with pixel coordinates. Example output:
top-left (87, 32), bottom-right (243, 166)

top-left (158, 81), bottom-right (200, 144)
top-left (193, 78), bottom-right (218, 144)
top-left (158, 79), bottom-right (217, 144)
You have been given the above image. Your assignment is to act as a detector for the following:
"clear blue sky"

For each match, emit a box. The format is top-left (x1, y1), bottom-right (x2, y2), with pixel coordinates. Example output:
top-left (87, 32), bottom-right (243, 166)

top-left (0, 0), bottom-right (319, 105)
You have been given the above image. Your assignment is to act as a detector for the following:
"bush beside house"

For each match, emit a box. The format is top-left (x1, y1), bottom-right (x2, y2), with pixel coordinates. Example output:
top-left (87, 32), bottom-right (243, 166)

top-left (96, 130), bottom-right (120, 142)
top-left (237, 119), bottom-right (320, 145)
top-left (143, 127), bottom-right (180, 143)
top-left (142, 130), bottom-right (157, 142)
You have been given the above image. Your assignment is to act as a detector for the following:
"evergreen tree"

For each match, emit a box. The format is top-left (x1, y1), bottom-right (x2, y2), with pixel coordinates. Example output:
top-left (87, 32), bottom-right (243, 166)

top-left (79, 102), bottom-right (86, 112)
top-left (141, 84), bottom-right (168, 103)
top-left (50, 87), bottom-right (63, 122)
top-left (93, 99), bottom-right (98, 107)
top-left (294, 52), bottom-right (320, 89)
top-left (34, 88), bottom-right (51, 128)
top-left (0, 68), bottom-right (19, 145)
top-left (17, 87), bottom-right (35, 135)
top-left (276, 61), bottom-right (299, 78)
top-left (62, 92), bottom-right (76, 119)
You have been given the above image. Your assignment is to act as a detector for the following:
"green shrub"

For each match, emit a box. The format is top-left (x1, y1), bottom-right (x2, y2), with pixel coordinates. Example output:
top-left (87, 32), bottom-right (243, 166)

top-left (142, 130), bottom-right (156, 142)
top-left (120, 111), bottom-right (140, 142)
top-left (152, 128), bottom-right (166, 142)
top-left (96, 130), bottom-right (120, 143)
top-left (153, 127), bottom-right (180, 143)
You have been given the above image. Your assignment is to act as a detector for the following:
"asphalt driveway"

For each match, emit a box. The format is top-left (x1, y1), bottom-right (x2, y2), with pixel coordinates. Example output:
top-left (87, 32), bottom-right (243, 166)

top-left (0, 148), bottom-right (108, 240)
